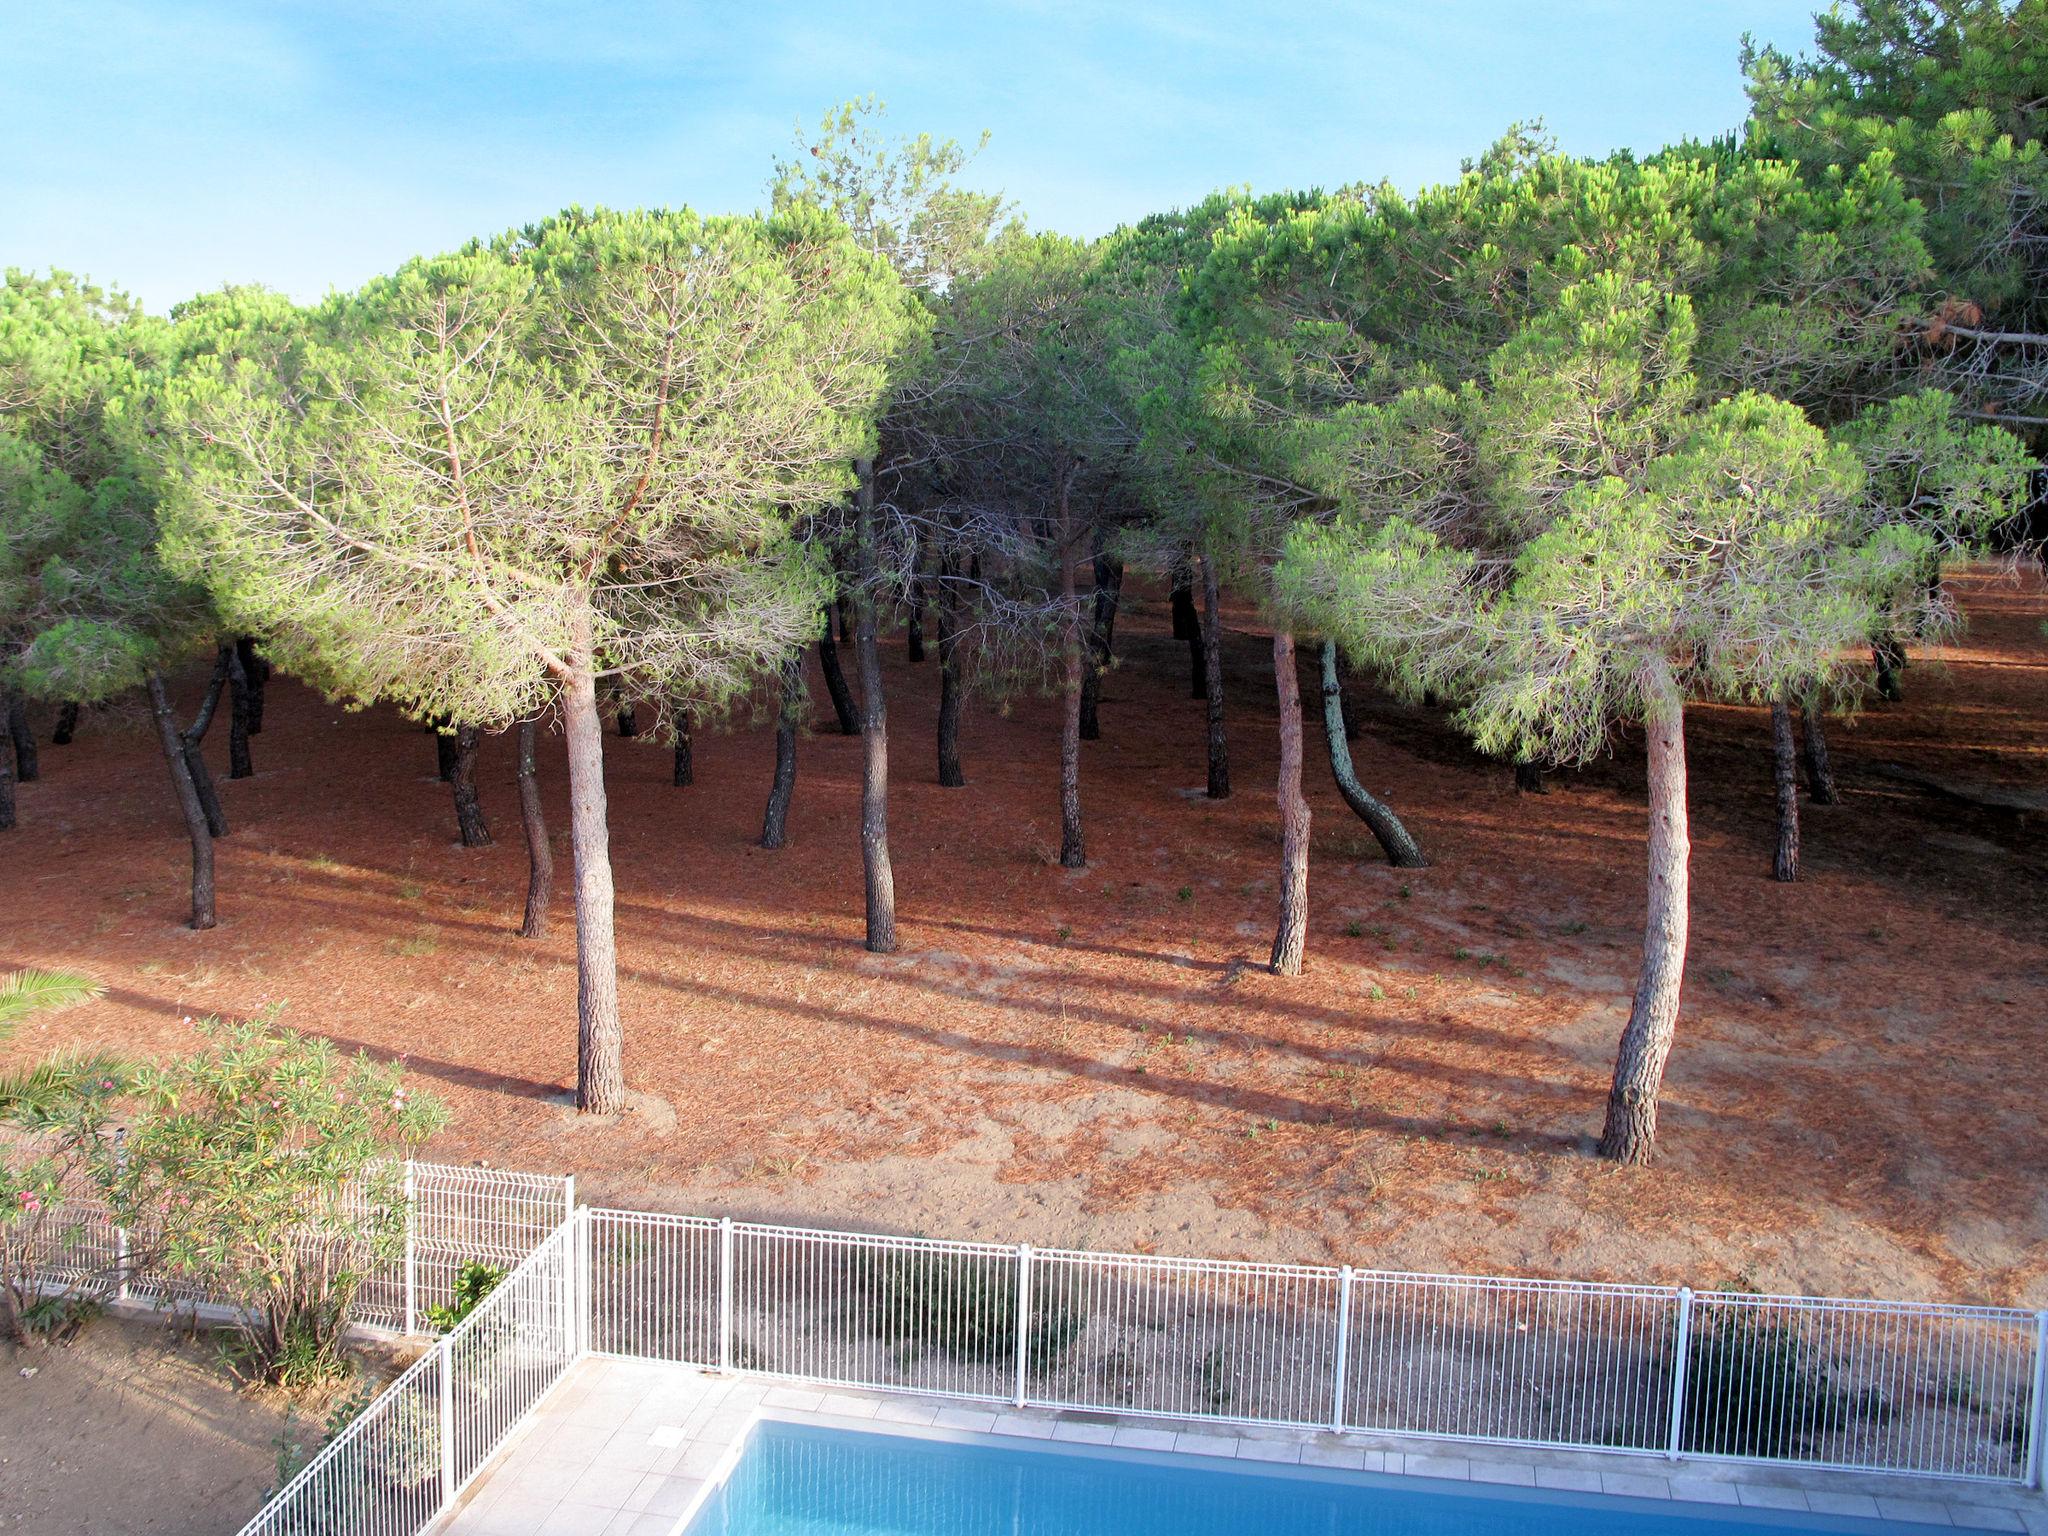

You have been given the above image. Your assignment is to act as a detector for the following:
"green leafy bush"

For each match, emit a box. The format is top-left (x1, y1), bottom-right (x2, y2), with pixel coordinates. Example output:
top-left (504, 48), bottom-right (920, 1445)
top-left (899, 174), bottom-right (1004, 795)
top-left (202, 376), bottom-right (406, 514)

top-left (1680, 1313), bottom-right (1874, 1456)
top-left (424, 1260), bottom-right (506, 1333)
top-left (858, 1247), bottom-right (1081, 1371)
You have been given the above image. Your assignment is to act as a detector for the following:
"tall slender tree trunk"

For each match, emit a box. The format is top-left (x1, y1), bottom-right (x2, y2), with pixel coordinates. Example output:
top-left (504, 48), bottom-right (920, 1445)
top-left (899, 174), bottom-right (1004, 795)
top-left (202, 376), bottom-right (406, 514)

top-left (225, 646), bottom-right (255, 779)
top-left (760, 655), bottom-right (802, 849)
top-left (936, 556), bottom-right (966, 788)
top-left (0, 720), bottom-right (14, 831)
top-left (1057, 486), bottom-right (1086, 869)
top-left (1770, 699), bottom-right (1799, 883)
top-left (906, 572), bottom-right (926, 664)
top-left (1797, 700), bottom-right (1839, 805)
top-left (234, 638), bottom-right (268, 735)
top-left (855, 461), bottom-right (897, 952)
top-left (450, 724), bottom-right (492, 847)
top-left (515, 718), bottom-right (551, 939)
top-left (818, 608), bottom-right (859, 736)
top-left (672, 709), bottom-right (693, 787)
top-left (1268, 631), bottom-right (1310, 975)
top-left (615, 699), bottom-right (639, 739)
top-left (1079, 541), bottom-right (1124, 743)
top-left (561, 618), bottom-right (625, 1115)
top-left (1170, 568), bottom-right (1205, 699)
top-left (1515, 760), bottom-right (1548, 794)
top-left (432, 716), bottom-right (458, 782)
top-left (183, 653), bottom-right (230, 839)
top-left (6, 695), bottom-right (36, 784)
top-left (146, 672), bottom-right (215, 931)
top-left (1873, 638), bottom-right (1904, 701)
top-left (1319, 641), bottom-right (1426, 867)
top-left (1598, 674), bottom-right (1690, 1166)
top-left (51, 701), bottom-right (79, 746)
top-left (1199, 553), bottom-right (1230, 799)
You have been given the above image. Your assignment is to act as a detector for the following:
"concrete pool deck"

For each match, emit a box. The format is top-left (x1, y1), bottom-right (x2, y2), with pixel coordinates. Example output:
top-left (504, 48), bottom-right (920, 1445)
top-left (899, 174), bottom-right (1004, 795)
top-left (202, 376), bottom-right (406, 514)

top-left (431, 1356), bottom-right (2048, 1536)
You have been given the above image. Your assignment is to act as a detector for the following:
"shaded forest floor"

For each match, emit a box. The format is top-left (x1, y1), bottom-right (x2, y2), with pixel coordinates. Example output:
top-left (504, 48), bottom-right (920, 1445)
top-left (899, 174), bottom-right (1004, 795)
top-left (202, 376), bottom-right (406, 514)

top-left (3, 568), bottom-right (2044, 1306)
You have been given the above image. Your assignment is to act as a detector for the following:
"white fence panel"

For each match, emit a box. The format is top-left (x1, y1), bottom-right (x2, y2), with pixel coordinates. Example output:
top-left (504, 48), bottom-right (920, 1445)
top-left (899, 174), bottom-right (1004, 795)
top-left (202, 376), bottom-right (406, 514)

top-left (585, 1209), bottom-right (721, 1365)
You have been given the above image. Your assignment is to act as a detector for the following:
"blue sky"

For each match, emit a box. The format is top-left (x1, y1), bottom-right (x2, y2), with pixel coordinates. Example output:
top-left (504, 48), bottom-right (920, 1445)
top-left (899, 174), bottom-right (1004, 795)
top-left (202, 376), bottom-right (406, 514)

top-left (6, 2), bottom-right (1825, 313)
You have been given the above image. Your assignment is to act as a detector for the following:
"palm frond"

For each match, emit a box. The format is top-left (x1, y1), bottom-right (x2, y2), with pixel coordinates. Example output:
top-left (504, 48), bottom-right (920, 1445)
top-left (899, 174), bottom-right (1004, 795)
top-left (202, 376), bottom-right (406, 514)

top-left (0, 969), bottom-right (105, 1036)
top-left (0, 1051), bottom-right (131, 1124)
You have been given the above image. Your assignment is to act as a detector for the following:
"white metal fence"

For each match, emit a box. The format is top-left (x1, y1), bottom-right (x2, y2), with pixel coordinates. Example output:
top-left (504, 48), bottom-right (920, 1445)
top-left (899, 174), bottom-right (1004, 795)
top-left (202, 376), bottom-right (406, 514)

top-left (105, 1197), bottom-right (2043, 1536)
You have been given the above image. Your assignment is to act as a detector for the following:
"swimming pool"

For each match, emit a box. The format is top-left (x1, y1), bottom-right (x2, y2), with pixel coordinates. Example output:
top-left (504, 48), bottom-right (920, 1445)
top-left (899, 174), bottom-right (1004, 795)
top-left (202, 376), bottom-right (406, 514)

top-left (682, 1420), bottom-right (1957, 1535)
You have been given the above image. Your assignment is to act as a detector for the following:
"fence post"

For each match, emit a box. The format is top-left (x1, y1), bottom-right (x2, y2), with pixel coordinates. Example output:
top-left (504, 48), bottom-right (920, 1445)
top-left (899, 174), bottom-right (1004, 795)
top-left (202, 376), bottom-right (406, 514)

top-left (437, 1335), bottom-right (456, 1506)
top-left (1330, 1266), bottom-right (1354, 1433)
top-left (718, 1217), bottom-right (735, 1374)
top-left (574, 1207), bottom-right (592, 1359)
top-left (113, 1126), bottom-right (131, 1304)
top-left (559, 1178), bottom-right (578, 1358)
top-left (1014, 1245), bottom-right (1034, 1409)
top-left (402, 1160), bottom-right (418, 1336)
top-left (2026, 1309), bottom-right (2048, 1491)
top-left (1666, 1287), bottom-right (1695, 1461)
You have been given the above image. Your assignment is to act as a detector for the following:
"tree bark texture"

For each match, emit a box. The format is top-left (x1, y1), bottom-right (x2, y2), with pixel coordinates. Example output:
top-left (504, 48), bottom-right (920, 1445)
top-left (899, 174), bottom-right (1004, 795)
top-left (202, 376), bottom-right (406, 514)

top-left (1797, 701), bottom-right (1840, 804)
top-left (761, 654), bottom-right (801, 849)
top-left (182, 653), bottom-right (230, 839)
top-left (562, 621), bottom-right (625, 1115)
top-left (1200, 553), bottom-right (1230, 799)
top-left (1078, 543), bottom-right (1123, 743)
top-left (1597, 676), bottom-right (1690, 1165)
top-left (6, 695), bottom-right (36, 783)
top-left (672, 708), bottom-right (693, 787)
top-left (1320, 641), bottom-right (1426, 867)
top-left (0, 720), bottom-right (14, 831)
top-left (936, 557), bottom-right (966, 788)
top-left (1170, 570), bottom-right (1206, 699)
top-left (432, 717), bottom-right (458, 782)
top-left (1058, 488), bottom-right (1086, 870)
top-left (147, 672), bottom-right (216, 931)
top-left (515, 718), bottom-right (551, 939)
top-left (234, 637), bottom-right (269, 735)
top-left (451, 723), bottom-right (492, 847)
top-left (1268, 631), bottom-right (1310, 975)
top-left (615, 700), bottom-right (639, 739)
top-left (1873, 638), bottom-right (1905, 701)
top-left (1771, 699), bottom-right (1799, 883)
top-left (225, 645), bottom-right (255, 780)
top-left (855, 462), bottom-right (897, 952)
top-left (818, 612), bottom-right (859, 736)
top-left (51, 701), bottom-right (79, 746)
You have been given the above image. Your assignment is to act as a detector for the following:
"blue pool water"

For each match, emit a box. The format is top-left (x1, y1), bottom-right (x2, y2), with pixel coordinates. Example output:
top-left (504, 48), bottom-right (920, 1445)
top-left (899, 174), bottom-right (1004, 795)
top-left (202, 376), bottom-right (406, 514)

top-left (683, 1421), bottom-right (1954, 1535)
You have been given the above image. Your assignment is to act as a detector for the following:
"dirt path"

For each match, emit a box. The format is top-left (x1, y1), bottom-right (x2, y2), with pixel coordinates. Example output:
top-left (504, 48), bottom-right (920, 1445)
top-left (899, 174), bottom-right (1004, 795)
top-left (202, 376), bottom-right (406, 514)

top-left (2, 567), bottom-right (2043, 1308)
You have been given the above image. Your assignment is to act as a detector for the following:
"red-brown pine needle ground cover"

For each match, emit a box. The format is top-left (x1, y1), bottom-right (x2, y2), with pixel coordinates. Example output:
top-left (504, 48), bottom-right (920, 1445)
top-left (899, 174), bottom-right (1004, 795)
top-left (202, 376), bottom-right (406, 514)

top-left (3, 569), bottom-right (2042, 1306)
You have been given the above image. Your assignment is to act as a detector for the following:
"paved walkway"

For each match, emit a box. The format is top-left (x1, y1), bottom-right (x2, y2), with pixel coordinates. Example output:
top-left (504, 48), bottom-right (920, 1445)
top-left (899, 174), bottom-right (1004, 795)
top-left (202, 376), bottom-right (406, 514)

top-left (435, 1356), bottom-right (2048, 1535)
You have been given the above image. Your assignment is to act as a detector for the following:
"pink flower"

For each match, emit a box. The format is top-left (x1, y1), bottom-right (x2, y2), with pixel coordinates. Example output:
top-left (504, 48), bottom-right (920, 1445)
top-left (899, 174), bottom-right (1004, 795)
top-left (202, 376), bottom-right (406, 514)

top-left (20, 1193), bottom-right (41, 1212)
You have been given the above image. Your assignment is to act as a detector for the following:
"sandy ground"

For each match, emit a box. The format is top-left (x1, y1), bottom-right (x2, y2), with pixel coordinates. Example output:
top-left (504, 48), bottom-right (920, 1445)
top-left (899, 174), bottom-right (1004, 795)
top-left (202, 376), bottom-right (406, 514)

top-left (2, 567), bottom-right (2044, 1313)
top-left (0, 1318), bottom-right (284, 1535)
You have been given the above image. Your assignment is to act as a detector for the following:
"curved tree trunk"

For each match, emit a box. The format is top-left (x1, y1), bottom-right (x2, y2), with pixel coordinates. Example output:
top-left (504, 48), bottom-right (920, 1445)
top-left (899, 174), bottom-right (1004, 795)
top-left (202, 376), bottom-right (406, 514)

top-left (855, 462), bottom-right (897, 952)
top-left (234, 638), bottom-right (269, 735)
top-left (761, 655), bottom-right (801, 849)
top-left (562, 617), bottom-right (625, 1115)
top-left (672, 708), bottom-right (693, 787)
top-left (1797, 700), bottom-right (1839, 805)
top-left (1598, 676), bottom-right (1690, 1165)
top-left (1200, 553), bottom-right (1230, 799)
top-left (1515, 760), bottom-right (1548, 794)
top-left (450, 724), bottom-right (492, 847)
top-left (936, 557), bottom-right (966, 788)
top-left (1058, 492), bottom-right (1086, 869)
top-left (1319, 641), bottom-right (1426, 867)
top-left (515, 718), bottom-right (551, 939)
top-left (1770, 699), bottom-right (1799, 883)
top-left (1268, 631), bottom-right (1310, 976)
top-left (51, 701), bottom-right (79, 746)
top-left (1170, 569), bottom-right (1205, 699)
top-left (183, 652), bottom-right (230, 839)
top-left (147, 672), bottom-right (216, 931)
top-left (818, 611), bottom-right (860, 736)
top-left (225, 645), bottom-right (255, 780)
top-left (7, 695), bottom-right (36, 784)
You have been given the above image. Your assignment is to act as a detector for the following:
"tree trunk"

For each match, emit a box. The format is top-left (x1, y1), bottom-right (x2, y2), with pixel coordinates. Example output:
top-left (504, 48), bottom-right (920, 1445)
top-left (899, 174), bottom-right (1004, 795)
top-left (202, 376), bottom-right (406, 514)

top-left (515, 718), bottom-right (551, 939)
top-left (1770, 699), bottom-right (1799, 883)
top-left (225, 645), bottom-right (255, 780)
top-left (906, 573), bottom-right (926, 664)
top-left (1797, 701), bottom-right (1840, 805)
top-left (6, 695), bottom-right (36, 784)
top-left (1515, 760), bottom-right (1548, 794)
top-left (1268, 631), bottom-right (1310, 975)
top-left (855, 461), bottom-right (897, 952)
top-left (1078, 541), bottom-right (1123, 743)
top-left (672, 709), bottom-right (693, 787)
top-left (51, 702), bottom-right (79, 746)
top-left (235, 637), bottom-right (268, 735)
top-left (1170, 569), bottom-right (1205, 699)
top-left (432, 717), bottom-right (458, 782)
top-left (147, 672), bottom-right (216, 931)
top-left (818, 610), bottom-right (860, 736)
top-left (561, 623), bottom-right (625, 1115)
top-left (1597, 675), bottom-right (1690, 1165)
top-left (615, 699), bottom-right (639, 739)
top-left (936, 557), bottom-right (966, 788)
top-left (1873, 638), bottom-right (1904, 701)
top-left (450, 724), bottom-right (492, 847)
top-left (1058, 488), bottom-right (1086, 869)
top-left (1200, 553), bottom-right (1230, 799)
top-left (0, 721), bottom-right (14, 831)
top-left (182, 653), bottom-right (230, 839)
top-left (1320, 641), bottom-right (1426, 867)
top-left (761, 655), bottom-right (801, 849)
